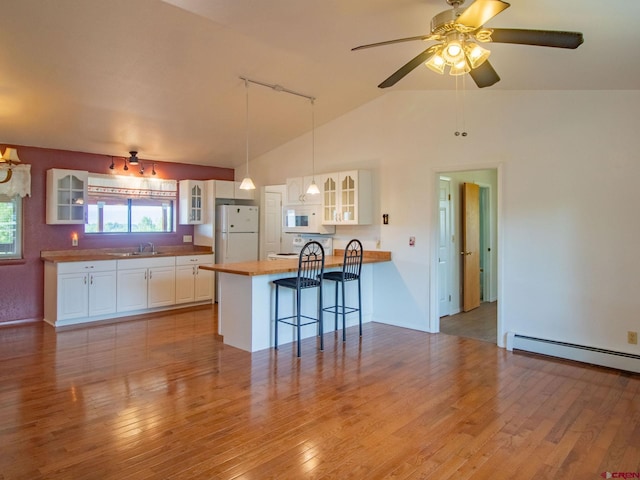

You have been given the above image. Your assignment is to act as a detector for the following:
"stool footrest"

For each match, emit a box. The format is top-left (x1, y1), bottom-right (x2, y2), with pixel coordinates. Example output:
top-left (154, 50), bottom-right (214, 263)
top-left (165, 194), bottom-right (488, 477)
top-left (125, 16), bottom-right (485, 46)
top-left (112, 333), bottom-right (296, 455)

top-left (276, 314), bottom-right (321, 328)
top-left (322, 305), bottom-right (359, 315)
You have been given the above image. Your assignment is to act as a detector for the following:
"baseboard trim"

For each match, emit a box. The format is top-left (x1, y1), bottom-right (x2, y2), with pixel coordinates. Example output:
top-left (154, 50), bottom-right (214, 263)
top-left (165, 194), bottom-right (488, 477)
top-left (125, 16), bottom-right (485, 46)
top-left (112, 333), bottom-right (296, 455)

top-left (506, 332), bottom-right (640, 374)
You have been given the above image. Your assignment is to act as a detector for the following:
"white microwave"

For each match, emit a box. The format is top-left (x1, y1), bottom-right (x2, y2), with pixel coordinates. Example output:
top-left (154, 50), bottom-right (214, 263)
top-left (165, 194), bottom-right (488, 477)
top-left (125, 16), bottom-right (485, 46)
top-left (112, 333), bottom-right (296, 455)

top-left (282, 204), bottom-right (335, 234)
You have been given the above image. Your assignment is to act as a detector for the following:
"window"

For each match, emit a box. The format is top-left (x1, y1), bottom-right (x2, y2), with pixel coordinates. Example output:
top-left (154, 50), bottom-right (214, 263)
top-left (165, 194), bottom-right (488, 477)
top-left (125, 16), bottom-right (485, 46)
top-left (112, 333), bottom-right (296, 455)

top-left (84, 174), bottom-right (177, 234)
top-left (0, 195), bottom-right (22, 259)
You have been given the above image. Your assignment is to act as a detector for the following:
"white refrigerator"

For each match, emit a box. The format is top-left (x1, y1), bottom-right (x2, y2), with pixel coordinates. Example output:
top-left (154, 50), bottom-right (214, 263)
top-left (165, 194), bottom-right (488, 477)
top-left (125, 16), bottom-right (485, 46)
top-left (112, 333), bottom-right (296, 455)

top-left (215, 205), bottom-right (259, 264)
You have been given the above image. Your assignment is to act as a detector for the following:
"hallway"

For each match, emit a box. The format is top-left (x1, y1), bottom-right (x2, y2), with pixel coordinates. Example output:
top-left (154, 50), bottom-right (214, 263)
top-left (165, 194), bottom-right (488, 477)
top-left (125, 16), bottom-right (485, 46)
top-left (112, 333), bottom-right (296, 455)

top-left (440, 301), bottom-right (497, 343)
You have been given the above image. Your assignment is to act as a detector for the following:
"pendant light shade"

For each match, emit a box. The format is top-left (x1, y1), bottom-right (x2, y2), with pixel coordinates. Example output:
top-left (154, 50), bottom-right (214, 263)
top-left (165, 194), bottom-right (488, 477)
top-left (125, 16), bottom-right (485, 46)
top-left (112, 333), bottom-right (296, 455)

top-left (239, 79), bottom-right (256, 190)
top-left (306, 98), bottom-right (319, 196)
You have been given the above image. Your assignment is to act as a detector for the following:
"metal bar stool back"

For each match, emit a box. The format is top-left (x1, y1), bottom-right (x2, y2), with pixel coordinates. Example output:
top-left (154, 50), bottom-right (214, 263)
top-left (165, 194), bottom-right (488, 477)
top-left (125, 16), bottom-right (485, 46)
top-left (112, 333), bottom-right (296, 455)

top-left (322, 239), bottom-right (363, 341)
top-left (273, 241), bottom-right (325, 357)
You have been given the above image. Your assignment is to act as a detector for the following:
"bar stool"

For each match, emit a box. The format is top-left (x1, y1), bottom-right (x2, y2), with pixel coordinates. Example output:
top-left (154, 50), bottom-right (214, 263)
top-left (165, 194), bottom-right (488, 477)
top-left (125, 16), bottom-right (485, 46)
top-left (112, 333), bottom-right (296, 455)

top-left (322, 239), bottom-right (363, 342)
top-left (273, 241), bottom-right (325, 357)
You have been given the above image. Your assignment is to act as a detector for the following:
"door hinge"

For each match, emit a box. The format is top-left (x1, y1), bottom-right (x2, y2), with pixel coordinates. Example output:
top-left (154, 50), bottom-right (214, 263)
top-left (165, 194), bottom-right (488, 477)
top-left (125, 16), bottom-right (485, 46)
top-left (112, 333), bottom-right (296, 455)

top-left (448, 194), bottom-right (451, 201)
top-left (449, 295), bottom-right (452, 301)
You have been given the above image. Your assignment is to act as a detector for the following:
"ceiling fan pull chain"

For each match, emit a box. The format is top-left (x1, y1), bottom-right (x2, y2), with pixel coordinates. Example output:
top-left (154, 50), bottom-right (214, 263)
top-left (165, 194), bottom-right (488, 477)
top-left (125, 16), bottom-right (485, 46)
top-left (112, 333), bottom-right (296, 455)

top-left (461, 73), bottom-right (467, 137)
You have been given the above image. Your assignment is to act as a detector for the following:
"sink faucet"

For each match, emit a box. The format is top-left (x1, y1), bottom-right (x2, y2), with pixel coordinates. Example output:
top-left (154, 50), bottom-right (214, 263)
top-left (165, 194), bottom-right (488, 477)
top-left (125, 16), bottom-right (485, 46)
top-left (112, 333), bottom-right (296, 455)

top-left (139, 242), bottom-right (155, 253)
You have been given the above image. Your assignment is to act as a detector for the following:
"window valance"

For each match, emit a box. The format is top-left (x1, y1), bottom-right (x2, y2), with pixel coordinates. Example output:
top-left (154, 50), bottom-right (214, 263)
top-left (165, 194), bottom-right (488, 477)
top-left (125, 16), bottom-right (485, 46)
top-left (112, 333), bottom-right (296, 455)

top-left (0, 164), bottom-right (31, 198)
top-left (88, 174), bottom-right (177, 199)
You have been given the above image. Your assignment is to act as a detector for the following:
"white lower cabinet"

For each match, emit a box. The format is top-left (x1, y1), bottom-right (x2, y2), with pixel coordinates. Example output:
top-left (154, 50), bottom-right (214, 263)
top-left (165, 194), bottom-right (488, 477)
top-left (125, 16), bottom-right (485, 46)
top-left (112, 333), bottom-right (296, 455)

top-left (44, 254), bottom-right (214, 327)
top-left (117, 257), bottom-right (176, 312)
top-left (175, 254), bottom-right (214, 304)
top-left (44, 260), bottom-right (117, 324)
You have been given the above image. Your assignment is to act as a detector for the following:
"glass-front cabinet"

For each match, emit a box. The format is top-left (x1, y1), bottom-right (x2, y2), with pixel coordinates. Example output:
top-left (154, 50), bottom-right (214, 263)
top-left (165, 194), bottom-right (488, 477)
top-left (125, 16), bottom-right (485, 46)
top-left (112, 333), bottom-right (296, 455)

top-left (321, 170), bottom-right (372, 225)
top-left (179, 180), bottom-right (204, 225)
top-left (46, 169), bottom-right (88, 224)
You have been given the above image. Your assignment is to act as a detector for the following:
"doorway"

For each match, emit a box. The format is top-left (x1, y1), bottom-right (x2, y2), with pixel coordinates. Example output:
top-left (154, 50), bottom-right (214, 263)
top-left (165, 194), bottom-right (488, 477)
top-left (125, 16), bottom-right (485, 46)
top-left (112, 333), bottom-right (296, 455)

top-left (432, 167), bottom-right (500, 344)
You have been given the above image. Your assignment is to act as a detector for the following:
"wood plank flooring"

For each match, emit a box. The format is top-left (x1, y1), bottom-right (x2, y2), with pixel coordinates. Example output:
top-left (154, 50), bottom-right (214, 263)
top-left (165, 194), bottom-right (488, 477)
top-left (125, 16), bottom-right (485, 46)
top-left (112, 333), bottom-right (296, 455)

top-left (0, 306), bottom-right (638, 479)
top-left (440, 302), bottom-right (497, 343)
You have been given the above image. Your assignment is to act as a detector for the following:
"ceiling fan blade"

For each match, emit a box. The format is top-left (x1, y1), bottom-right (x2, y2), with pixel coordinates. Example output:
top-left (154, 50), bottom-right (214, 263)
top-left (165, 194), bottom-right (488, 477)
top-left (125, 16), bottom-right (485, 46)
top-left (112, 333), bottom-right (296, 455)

top-left (468, 60), bottom-right (500, 88)
top-left (378, 46), bottom-right (439, 88)
top-left (489, 28), bottom-right (584, 49)
top-left (352, 34), bottom-right (437, 51)
top-left (456, 0), bottom-right (510, 30)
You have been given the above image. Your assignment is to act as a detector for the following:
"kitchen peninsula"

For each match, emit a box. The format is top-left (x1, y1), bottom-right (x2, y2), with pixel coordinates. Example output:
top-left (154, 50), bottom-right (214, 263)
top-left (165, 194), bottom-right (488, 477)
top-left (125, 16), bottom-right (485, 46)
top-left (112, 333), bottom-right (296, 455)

top-left (201, 250), bottom-right (391, 352)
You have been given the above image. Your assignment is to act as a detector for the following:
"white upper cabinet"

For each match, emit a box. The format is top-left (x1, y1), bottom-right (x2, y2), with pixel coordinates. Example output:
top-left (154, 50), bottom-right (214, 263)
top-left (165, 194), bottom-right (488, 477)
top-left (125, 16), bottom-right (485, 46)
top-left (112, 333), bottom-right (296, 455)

top-left (286, 176), bottom-right (321, 205)
top-left (321, 170), bottom-right (372, 225)
top-left (179, 180), bottom-right (205, 224)
top-left (215, 180), bottom-right (255, 200)
top-left (46, 169), bottom-right (88, 224)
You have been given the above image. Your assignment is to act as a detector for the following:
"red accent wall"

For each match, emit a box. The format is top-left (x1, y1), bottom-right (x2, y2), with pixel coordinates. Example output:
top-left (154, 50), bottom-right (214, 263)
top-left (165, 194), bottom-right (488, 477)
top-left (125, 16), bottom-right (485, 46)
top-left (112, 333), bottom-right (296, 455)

top-left (0, 145), bottom-right (234, 324)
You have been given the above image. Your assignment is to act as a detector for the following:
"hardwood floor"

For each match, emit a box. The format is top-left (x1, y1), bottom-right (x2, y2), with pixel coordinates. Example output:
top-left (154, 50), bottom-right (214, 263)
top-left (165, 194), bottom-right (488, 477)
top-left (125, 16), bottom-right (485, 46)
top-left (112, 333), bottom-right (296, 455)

top-left (440, 302), bottom-right (497, 343)
top-left (0, 306), bottom-right (638, 479)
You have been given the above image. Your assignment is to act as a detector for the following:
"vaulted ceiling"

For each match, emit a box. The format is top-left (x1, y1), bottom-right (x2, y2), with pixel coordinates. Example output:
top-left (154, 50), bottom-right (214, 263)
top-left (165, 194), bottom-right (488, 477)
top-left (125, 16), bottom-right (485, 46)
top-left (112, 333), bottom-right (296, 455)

top-left (1, 0), bottom-right (638, 169)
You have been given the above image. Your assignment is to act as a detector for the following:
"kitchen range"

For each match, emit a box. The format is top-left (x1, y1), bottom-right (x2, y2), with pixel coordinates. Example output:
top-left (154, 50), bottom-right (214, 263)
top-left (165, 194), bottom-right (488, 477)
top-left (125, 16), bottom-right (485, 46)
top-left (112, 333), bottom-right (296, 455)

top-left (267, 236), bottom-right (333, 260)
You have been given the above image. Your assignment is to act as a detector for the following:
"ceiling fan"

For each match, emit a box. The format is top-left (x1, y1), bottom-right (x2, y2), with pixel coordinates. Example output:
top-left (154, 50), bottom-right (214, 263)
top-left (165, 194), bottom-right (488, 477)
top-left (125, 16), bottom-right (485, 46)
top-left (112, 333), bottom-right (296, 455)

top-left (352, 0), bottom-right (584, 89)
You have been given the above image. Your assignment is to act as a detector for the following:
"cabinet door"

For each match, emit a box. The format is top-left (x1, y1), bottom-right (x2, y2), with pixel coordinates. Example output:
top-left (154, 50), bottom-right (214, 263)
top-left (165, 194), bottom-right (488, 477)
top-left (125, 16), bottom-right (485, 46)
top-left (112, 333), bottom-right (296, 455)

top-left (339, 171), bottom-right (357, 224)
top-left (286, 177), bottom-right (305, 205)
top-left (321, 174), bottom-right (338, 223)
top-left (58, 273), bottom-right (89, 320)
top-left (46, 169), bottom-right (88, 224)
top-left (234, 181), bottom-right (255, 200)
top-left (175, 264), bottom-right (196, 304)
top-left (179, 180), bottom-right (204, 225)
top-left (148, 266), bottom-right (176, 308)
top-left (215, 180), bottom-right (235, 199)
top-left (117, 268), bottom-right (148, 312)
top-left (88, 270), bottom-right (117, 316)
top-left (194, 267), bottom-right (214, 302)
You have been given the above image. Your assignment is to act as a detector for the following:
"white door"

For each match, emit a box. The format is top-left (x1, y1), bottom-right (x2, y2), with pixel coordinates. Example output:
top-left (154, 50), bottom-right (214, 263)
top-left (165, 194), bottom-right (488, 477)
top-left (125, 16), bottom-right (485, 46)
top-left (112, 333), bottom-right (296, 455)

top-left (438, 178), bottom-right (451, 317)
top-left (264, 191), bottom-right (281, 257)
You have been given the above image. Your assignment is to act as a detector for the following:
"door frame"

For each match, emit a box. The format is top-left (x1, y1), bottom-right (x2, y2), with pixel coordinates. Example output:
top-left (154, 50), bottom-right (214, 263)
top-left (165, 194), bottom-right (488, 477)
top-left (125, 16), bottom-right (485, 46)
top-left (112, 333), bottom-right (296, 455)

top-left (429, 163), bottom-right (505, 347)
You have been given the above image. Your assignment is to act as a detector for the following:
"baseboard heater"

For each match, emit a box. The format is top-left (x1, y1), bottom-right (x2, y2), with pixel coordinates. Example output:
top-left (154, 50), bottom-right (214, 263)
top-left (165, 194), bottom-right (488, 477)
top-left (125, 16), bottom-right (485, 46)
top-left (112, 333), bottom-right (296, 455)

top-left (506, 332), bottom-right (640, 374)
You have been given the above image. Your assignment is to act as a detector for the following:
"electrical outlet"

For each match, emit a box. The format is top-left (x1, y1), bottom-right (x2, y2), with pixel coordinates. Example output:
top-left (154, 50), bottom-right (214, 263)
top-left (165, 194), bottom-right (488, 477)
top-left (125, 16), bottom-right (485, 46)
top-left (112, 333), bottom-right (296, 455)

top-left (183, 235), bottom-right (192, 243)
top-left (628, 331), bottom-right (638, 345)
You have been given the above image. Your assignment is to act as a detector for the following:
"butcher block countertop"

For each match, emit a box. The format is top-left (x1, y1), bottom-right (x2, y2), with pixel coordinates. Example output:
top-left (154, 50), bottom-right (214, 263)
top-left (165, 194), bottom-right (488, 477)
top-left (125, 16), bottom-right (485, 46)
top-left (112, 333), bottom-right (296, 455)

top-left (199, 250), bottom-right (391, 277)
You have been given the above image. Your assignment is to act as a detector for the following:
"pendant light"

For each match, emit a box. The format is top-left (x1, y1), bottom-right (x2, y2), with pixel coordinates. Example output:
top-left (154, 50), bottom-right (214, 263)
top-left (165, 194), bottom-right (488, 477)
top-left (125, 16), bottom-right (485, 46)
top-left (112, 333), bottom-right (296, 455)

top-left (239, 79), bottom-right (256, 190)
top-left (306, 98), bottom-right (320, 195)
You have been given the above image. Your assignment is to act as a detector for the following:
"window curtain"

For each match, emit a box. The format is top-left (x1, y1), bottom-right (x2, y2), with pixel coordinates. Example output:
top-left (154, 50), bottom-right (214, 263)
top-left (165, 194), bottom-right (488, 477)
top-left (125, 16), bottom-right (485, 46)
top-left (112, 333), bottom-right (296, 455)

top-left (87, 174), bottom-right (176, 199)
top-left (0, 164), bottom-right (31, 198)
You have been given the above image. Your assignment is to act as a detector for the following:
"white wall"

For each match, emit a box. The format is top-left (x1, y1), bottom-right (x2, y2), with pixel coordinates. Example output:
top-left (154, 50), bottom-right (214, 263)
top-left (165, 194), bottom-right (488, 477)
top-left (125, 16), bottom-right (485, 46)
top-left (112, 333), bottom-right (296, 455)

top-left (249, 89), bottom-right (640, 356)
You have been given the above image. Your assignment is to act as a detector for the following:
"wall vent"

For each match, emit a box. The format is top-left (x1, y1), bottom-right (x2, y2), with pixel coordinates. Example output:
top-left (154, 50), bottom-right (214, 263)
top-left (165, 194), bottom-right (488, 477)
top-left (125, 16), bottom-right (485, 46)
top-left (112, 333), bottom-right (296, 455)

top-left (506, 333), bottom-right (640, 374)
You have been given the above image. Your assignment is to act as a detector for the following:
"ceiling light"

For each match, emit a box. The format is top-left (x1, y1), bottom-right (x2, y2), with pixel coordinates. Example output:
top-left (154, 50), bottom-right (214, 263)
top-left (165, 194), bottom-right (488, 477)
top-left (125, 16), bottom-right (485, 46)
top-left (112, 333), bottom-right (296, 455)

top-left (128, 151), bottom-right (139, 165)
top-left (442, 39), bottom-right (464, 64)
top-left (1, 147), bottom-right (21, 164)
top-left (464, 42), bottom-right (491, 69)
top-left (425, 49), bottom-right (446, 74)
top-left (449, 60), bottom-right (470, 76)
top-left (239, 79), bottom-right (256, 190)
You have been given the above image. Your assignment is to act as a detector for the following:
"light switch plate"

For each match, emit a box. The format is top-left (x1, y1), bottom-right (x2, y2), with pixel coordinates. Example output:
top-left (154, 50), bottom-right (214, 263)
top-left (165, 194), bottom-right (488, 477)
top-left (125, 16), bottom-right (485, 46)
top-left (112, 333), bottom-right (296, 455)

top-left (183, 235), bottom-right (193, 243)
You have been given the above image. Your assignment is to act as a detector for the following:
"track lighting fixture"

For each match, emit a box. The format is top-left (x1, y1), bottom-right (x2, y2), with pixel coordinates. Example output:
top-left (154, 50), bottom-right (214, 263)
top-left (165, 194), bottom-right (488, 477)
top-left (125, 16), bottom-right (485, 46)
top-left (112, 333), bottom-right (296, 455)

top-left (128, 151), bottom-right (139, 165)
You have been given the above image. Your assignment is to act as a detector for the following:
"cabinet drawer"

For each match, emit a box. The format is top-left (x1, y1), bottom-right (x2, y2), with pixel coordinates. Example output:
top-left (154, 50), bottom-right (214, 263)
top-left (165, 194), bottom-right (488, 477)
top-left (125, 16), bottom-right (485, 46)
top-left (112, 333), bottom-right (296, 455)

top-left (57, 260), bottom-right (117, 274)
top-left (176, 254), bottom-right (214, 266)
top-left (116, 256), bottom-right (176, 270)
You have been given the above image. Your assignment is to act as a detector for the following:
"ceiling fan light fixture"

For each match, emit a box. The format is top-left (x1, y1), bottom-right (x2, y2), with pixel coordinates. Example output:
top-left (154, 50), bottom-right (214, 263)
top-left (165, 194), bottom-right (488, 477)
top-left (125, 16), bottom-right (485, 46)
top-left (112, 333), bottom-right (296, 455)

top-left (449, 59), bottom-right (470, 76)
top-left (442, 39), bottom-right (465, 64)
top-left (425, 51), bottom-right (446, 74)
top-left (464, 42), bottom-right (491, 69)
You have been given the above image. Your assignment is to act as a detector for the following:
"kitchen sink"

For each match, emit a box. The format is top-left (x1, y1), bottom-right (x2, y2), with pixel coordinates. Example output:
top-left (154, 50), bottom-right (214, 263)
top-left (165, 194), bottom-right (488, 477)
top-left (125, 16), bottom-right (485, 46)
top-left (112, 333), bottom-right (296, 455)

top-left (108, 251), bottom-right (164, 257)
